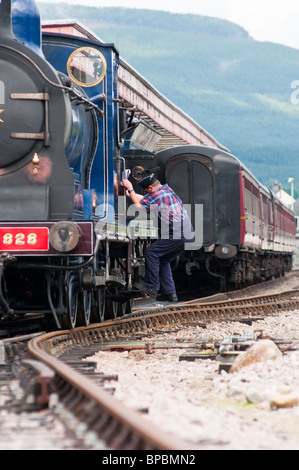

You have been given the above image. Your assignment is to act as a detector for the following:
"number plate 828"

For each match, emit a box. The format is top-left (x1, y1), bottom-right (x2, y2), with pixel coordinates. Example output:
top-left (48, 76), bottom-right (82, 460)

top-left (0, 228), bottom-right (49, 251)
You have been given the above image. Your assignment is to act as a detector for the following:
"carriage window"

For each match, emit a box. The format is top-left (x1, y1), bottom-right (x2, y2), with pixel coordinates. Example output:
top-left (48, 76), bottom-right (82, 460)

top-left (67, 47), bottom-right (107, 87)
top-left (244, 189), bottom-right (252, 212)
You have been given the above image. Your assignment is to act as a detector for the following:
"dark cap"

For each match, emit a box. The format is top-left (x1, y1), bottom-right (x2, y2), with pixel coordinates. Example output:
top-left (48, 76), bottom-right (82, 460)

top-left (138, 173), bottom-right (156, 189)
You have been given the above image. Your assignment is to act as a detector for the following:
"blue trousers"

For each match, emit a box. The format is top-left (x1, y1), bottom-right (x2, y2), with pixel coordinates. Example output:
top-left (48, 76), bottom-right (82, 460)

top-left (144, 239), bottom-right (184, 294)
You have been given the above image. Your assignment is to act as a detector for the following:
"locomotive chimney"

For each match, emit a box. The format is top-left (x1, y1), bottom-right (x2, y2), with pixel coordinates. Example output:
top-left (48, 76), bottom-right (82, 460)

top-left (0, 0), bottom-right (14, 39)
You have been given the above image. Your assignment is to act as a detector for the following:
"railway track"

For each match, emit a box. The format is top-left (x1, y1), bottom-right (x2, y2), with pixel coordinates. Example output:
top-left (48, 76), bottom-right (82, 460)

top-left (129, 289), bottom-right (299, 327)
top-left (1, 273), bottom-right (298, 450)
top-left (5, 285), bottom-right (294, 450)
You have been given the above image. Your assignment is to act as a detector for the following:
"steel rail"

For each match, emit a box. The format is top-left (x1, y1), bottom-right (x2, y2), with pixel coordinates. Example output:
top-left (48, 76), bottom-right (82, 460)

top-left (131, 290), bottom-right (299, 319)
top-left (26, 287), bottom-right (299, 450)
top-left (27, 331), bottom-right (191, 450)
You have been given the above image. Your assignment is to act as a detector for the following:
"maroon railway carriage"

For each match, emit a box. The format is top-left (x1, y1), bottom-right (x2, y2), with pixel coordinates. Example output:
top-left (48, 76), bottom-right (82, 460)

top-left (153, 145), bottom-right (296, 291)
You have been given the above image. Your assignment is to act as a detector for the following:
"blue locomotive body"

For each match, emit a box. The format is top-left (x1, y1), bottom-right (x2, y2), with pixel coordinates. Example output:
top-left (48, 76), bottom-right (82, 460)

top-left (0, 0), bottom-right (143, 329)
top-left (12, 0), bottom-right (42, 55)
top-left (12, 0), bottom-right (122, 224)
top-left (41, 31), bottom-right (120, 223)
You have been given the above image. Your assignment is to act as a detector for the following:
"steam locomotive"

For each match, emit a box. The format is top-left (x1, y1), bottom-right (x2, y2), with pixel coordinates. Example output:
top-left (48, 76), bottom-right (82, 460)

top-left (0, 0), bottom-right (145, 328)
top-left (0, 0), bottom-right (296, 330)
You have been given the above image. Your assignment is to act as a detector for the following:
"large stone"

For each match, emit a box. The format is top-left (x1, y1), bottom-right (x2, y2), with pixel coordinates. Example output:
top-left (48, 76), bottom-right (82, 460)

top-left (229, 339), bottom-right (282, 373)
top-left (245, 388), bottom-right (265, 404)
top-left (271, 394), bottom-right (299, 409)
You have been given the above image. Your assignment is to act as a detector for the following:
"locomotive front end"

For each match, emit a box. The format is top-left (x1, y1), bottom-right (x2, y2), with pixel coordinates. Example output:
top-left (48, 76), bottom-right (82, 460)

top-left (0, 0), bottom-right (95, 325)
top-left (0, 0), bottom-right (74, 221)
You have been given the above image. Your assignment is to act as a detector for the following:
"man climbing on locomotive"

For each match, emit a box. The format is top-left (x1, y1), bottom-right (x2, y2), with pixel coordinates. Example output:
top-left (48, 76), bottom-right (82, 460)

top-left (122, 174), bottom-right (194, 302)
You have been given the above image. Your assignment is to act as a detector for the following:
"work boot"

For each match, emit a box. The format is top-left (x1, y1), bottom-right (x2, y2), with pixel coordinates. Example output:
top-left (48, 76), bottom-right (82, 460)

top-left (156, 293), bottom-right (178, 302)
top-left (143, 287), bottom-right (158, 300)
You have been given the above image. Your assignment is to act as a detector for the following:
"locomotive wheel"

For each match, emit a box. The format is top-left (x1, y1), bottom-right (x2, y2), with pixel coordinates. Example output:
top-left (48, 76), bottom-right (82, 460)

top-left (117, 301), bottom-right (127, 316)
top-left (105, 298), bottom-right (118, 319)
top-left (91, 290), bottom-right (106, 323)
top-left (126, 298), bottom-right (134, 314)
top-left (60, 273), bottom-right (79, 329)
top-left (77, 290), bottom-right (92, 326)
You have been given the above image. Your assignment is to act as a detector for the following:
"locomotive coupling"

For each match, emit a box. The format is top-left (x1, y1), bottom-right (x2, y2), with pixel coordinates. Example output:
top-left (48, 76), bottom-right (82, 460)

top-left (0, 253), bottom-right (15, 319)
top-left (0, 252), bottom-right (16, 264)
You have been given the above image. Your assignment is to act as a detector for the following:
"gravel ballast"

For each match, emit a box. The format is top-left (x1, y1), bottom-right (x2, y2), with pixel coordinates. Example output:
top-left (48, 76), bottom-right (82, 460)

top-left (89, 275), bottom-right (299, 450)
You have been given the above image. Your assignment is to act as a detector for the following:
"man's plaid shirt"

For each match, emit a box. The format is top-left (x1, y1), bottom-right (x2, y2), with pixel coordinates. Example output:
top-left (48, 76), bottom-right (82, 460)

top-left (140, 184), bottom-right (193, 239)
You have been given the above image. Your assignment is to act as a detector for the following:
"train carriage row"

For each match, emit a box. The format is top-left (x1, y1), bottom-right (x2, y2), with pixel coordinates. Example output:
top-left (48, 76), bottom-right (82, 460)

top-left (150, 145), bottom-right (296, 291)
top-left (241, 167), bottom-right (296, 254)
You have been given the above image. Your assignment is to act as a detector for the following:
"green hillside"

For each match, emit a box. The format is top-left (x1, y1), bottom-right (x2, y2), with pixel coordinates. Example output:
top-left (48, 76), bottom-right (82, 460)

top-left (38, 3), bottom-right (299, 194)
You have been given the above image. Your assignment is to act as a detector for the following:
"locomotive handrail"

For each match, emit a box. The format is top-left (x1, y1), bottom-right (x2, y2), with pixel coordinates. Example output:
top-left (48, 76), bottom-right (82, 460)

top-left (10, 91), bottom-right (50, 146)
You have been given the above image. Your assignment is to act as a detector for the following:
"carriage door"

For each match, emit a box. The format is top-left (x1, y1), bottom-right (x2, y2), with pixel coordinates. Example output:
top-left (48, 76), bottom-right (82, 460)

top-left (165, 155), bottom-right (215, 246)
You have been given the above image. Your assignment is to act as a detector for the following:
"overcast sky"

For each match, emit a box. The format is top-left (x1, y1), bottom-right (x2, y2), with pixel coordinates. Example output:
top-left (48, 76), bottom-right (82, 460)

top-left (37, 0), bottom-right (299, 50)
